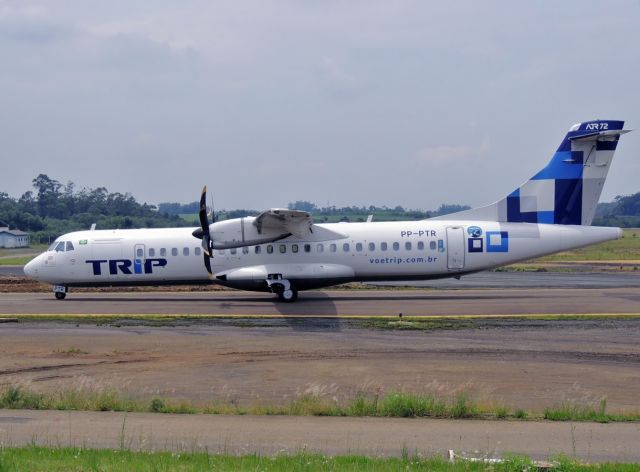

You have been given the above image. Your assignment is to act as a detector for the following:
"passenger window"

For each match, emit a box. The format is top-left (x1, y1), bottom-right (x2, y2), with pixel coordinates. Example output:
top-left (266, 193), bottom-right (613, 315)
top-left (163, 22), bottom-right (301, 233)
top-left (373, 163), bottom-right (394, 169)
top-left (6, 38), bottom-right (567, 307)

top-left (183, 247), bottom-right (190, 256)
top-left (405, 242), bottom-right (411, 250)
top-left (195, 247), bottom-right (201, 256)
top-left (279, 245), bottom-right (286, 254)
top-left (230, 248), bottom-right (237, 255)
top-left (218, 250), bottom-right (225, 255)
top-left (149, 248), bottom-right (155, 257)
top-left (172, 248), bottom-right (178, 256)
top-left (343, 243), bottom-right (350, 252)
top-left (417, 241), bottom-right (424, 250)
top-left (242, 246), bottom-right (249, 254)
top-left (430, 241), bottom-right (437, 250)
top-left (255, 246), bottom-right (262, 254)
top-left (137, 248), bottom-right (144, 258)
top-left (356, 243), bottom-right (363, 252)
top-left (160, 248), bottom-right (167, 257)
top-left (317, 243), bottom-right (324, 252)
top-left (292, 244), bottom-right (299, 253)
top-left (330, 244), bottom-right (337, 252)
top-left (66, 241), bottom-right (74, 252)
top-left (55, 242), bottom-right (65, 252)
top-left (393, 242), bottom-right (400, 251)
top-left (368, 242), bottom-right (375, 251)
top-left (267, 245), bottom-right (274, 254)
top-left (381, 242), bottom-right (388, 251)
top-left (304, 244), bottom-right (311, 253)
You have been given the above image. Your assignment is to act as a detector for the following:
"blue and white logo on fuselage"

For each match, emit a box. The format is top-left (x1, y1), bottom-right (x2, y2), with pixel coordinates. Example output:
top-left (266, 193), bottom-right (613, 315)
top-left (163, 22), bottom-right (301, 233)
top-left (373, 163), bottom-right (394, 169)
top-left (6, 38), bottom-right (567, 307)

top-left (86, 258), bottom-right (168, 276)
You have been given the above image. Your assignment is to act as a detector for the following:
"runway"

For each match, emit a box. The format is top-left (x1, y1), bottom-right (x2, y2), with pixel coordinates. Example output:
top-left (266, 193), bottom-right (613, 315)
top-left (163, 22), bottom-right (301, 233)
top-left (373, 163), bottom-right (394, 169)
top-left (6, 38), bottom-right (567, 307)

top-left (1, 287), bottom-right (639, 316)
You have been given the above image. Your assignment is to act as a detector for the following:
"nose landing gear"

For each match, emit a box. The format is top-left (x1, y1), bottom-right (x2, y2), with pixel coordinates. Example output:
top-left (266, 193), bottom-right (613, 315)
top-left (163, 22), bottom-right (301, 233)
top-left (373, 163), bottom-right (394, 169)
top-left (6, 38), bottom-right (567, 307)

top-left (53, 285), bottom-right (67, 300)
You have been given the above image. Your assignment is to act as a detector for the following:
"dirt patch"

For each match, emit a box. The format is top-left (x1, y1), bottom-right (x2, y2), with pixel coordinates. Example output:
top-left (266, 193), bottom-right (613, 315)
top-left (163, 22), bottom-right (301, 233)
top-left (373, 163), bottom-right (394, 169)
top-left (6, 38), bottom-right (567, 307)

top-left (1, 319), bottom-right (638, 414)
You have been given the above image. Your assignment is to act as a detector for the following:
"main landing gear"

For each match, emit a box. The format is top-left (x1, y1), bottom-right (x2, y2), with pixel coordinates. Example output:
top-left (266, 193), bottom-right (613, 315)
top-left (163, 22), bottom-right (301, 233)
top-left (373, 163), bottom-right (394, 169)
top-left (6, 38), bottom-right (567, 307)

top-left (53, 285), bottom-right (67, 300)
top-left (266, 275), bottom-right (298, 303)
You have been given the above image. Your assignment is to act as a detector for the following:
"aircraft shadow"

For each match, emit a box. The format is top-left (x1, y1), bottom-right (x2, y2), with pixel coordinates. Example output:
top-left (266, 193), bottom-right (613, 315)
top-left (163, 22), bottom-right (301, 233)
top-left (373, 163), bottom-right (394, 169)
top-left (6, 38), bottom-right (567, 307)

top-left (273, 292), bottom-right (342, 332)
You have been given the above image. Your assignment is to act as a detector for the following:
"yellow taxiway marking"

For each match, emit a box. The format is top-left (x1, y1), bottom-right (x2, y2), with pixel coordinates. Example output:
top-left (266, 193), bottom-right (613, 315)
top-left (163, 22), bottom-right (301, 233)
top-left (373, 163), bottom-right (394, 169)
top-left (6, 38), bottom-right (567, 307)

top-left (3, 313), bottom-right (640, 320)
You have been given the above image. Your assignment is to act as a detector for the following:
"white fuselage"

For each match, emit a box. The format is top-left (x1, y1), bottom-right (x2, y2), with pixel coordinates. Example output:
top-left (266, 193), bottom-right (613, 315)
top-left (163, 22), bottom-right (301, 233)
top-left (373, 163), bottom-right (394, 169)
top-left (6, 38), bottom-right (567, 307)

top-left (25, 220), bottom-right (622, 292)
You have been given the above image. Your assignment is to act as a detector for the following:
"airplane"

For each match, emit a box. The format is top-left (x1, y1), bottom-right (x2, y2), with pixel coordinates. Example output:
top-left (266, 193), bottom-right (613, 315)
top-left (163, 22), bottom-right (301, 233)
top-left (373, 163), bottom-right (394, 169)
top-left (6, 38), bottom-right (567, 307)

top-left (24, 119), bottom-right (630, 302)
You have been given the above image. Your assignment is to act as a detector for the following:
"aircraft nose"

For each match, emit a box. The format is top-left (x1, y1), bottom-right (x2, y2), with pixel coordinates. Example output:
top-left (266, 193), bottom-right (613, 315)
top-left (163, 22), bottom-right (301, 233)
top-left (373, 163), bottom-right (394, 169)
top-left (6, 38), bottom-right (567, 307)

top-left (24, 258), bottom-right (38, 278)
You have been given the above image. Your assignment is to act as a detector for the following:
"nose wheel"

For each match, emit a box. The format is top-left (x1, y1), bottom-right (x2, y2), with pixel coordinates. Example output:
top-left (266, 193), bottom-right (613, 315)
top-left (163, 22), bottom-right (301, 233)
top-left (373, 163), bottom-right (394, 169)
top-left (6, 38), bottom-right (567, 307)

top-left (53, 285), bottom-right (67, 300)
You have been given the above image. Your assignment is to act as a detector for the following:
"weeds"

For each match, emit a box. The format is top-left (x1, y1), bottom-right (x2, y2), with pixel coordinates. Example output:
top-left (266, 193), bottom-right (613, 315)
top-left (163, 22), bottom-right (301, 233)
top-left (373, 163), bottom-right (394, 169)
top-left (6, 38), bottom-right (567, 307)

top-left (544, 399), bottom-right (640, 423)
top-left (2, 385), bottom-right (639, 423)
top-left (495, 406), bottom-right (509, 419)
top-left (514, 408), bottom-right (528, 420)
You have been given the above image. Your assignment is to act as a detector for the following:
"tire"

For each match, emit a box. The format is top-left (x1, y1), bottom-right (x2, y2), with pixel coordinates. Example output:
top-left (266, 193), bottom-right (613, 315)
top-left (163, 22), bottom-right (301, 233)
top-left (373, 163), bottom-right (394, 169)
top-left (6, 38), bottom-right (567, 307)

top-left (277, 286), bottom-right (298, 303)
top-left (55, 291), bottom-right (66, 300)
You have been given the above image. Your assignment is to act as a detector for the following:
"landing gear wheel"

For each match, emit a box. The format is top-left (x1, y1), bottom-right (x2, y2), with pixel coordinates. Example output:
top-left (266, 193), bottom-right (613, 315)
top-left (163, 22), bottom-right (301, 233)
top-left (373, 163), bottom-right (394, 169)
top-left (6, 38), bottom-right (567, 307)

top-left (278, 286), bottom-right (298, 303)
top-left (55, 292), bottom-right (66, 300)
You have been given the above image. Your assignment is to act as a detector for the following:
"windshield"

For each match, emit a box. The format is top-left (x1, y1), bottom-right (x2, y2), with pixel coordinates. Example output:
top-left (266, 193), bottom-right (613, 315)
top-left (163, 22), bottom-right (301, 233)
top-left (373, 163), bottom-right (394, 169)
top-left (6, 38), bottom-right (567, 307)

top-left (47, 240), bottom-right (78, 252)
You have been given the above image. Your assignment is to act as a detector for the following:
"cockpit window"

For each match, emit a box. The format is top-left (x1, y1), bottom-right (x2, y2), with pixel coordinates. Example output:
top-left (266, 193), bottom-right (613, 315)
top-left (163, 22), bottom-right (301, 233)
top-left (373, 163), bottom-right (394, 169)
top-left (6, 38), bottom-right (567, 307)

top-left (66, 241), bottom-right (74, 252)
top-left (55, 242), bottom-right (66, 252)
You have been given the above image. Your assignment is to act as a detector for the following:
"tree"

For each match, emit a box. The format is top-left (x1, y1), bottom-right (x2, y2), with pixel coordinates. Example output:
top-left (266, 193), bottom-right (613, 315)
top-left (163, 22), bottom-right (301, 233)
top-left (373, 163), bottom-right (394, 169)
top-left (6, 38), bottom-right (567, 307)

top-left (32, 174), bottom-right (63, 218)
top-left (288, 201), bottom-right (317, 212)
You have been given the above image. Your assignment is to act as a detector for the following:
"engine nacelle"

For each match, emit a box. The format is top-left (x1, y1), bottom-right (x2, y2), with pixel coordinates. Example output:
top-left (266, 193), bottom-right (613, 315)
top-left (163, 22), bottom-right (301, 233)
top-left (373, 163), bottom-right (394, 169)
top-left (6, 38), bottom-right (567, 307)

top-left (209, 217), bottom-right (289, 249)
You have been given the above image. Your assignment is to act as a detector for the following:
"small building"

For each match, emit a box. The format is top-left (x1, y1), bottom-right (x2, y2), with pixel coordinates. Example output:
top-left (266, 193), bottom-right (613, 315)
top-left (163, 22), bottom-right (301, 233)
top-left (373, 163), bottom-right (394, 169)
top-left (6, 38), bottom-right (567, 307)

top-left (0, 227), bottom-right (29, 248)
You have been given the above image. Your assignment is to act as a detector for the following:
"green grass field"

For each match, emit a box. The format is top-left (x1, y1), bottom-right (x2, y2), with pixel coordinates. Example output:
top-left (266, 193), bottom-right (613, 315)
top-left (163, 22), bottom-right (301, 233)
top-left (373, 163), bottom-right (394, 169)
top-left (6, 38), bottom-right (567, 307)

top-left (0, 447), bottom-right (637, 471)
top-left (0, 256), bottom-right (34, 266)
top-left (535, 229), bottom-right (640, 262)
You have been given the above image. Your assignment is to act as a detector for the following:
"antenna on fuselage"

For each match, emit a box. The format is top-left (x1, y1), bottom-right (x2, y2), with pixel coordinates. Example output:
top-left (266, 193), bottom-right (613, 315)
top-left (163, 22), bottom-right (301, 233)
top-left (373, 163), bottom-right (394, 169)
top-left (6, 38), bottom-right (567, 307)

top-left (90, 223), bottom-right (96, 231)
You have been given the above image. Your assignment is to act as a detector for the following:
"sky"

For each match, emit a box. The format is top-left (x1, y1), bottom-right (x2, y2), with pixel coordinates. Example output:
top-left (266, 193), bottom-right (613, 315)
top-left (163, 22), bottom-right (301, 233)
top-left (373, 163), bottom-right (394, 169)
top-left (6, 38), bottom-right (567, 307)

top-left (1, 0), bottom-right (639, 211)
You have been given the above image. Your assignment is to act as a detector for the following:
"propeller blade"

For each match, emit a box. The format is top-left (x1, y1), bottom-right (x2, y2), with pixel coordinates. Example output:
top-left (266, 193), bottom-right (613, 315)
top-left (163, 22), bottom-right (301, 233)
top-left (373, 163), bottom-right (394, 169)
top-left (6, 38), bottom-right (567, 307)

top-left (203, 253), bottom-right (212, 277)
top-left (199, 185), bottom-right (209, 231)
top-left (197, 185), bottom-right (214, 278)
top-left (202, 233), bottom-right (211, 257)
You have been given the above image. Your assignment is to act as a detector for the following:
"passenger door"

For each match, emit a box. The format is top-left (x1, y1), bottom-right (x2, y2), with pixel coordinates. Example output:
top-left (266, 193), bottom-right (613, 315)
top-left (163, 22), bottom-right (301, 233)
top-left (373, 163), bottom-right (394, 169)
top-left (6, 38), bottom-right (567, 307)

top-left (446, 227), bottom-right (465, 270)
top-left (134, 244), bottom-right (146, 274)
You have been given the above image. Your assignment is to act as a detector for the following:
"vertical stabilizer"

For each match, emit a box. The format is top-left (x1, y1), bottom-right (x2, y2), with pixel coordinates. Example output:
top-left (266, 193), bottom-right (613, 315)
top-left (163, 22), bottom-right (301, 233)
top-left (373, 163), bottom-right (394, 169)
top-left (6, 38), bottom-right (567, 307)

top-left (432, 120), bottom-right (629, 225)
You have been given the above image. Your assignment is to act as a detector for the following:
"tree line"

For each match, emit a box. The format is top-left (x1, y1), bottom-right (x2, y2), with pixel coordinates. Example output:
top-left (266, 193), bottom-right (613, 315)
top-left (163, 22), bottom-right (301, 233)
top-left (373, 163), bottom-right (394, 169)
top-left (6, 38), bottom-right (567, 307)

top-left (0, 174), bottom-right (187, 244)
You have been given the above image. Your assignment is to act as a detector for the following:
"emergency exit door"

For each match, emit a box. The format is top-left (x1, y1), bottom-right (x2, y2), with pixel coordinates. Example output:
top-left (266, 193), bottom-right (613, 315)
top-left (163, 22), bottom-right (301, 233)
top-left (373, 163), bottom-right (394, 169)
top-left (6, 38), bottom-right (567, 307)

top-left (446, 227), bottom-right (465, 270)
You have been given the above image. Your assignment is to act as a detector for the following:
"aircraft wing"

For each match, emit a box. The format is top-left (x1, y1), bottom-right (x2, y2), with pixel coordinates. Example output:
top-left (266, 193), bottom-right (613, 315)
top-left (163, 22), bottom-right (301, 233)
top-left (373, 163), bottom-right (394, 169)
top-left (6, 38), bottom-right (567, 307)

top-left (254, 208), bottom-right (313, 238)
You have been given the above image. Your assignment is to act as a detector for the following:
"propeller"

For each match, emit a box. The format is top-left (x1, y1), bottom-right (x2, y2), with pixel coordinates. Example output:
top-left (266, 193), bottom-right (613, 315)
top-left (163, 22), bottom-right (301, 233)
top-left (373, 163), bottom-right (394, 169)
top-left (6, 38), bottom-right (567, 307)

top-left (193, 185), bottom-right (214, 277)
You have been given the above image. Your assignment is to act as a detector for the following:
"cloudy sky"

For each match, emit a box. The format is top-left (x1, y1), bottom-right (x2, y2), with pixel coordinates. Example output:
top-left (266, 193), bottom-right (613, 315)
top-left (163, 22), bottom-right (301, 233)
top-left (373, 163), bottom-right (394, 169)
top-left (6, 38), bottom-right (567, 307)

top-left (1, 1), bottom-right (639, 210)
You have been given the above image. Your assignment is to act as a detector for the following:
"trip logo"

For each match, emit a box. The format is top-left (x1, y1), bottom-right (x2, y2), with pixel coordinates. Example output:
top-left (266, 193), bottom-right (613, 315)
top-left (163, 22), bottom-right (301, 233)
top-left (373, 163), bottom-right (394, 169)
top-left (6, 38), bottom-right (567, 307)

top-left (86, 258), bottom-right (167, 275)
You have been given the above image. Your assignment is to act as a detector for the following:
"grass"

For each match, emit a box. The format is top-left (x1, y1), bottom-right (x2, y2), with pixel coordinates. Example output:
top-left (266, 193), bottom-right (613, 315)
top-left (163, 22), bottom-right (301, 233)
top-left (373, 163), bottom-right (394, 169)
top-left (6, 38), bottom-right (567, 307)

top-left (543, 399), bottom-right (640, 423)
top-left (1, 386), bottom-right (639, 423)
top-left (535, 228), bottom-right (640, 262)
top-left (0, 256), bottom-right (33, 266)
top-left (0, 447), bottom-right (638, 471)
top-left (54, 346), bottom-right (88, 355)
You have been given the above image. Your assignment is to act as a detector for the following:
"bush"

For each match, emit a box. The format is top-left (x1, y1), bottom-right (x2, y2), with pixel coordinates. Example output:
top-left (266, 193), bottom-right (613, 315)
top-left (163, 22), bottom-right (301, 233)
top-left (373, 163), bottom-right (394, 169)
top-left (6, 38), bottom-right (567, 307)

top-left (150, 398), bottom-right (165, 413)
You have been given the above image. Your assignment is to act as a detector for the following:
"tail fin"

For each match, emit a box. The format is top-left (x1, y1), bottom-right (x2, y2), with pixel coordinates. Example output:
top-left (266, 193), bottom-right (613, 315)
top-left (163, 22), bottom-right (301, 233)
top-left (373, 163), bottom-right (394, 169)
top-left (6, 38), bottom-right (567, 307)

top-left (433, 120), bottom-right (630, 225)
